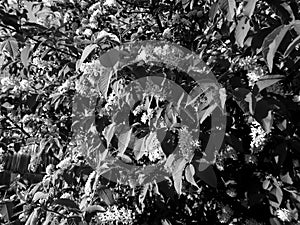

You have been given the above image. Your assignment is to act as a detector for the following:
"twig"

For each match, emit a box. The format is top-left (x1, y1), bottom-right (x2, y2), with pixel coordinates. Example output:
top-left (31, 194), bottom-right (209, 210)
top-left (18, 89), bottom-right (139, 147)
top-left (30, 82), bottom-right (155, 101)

top-left (4, 114), bottom-right (31, 137)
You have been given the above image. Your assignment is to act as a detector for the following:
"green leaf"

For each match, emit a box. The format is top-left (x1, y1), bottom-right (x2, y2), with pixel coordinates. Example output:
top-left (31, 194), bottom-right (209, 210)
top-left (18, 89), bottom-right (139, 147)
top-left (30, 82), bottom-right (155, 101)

top-left (172, 158), bottom-right (186, 195)
top-left (269, 218), bottom-right (281, 225)
top-left (99, 48), bottom-right (119, 68)
top-left (261, 110), bottom-right (274, 133)
top-left (21, 45), bottom-right (32, 67)
top-left (235, 16), bottom-right (251, 47)
top-left (83, 205), bottom-right (106, 213)
top-left (262, 25), bottom-right (290, 72)
top-left (219, 87), bottom-right (226, 110)
top-left (185, 164), bottom-right (199, 188)
top-left (0, 38), bottom-right (19, 59)
top-left (118, 128), bottom-right (132, 155)
top-left (98, 188), bottom-right (115, 206)
top-left (77, 44), bottom-right (98, 70)
top-left (195, 165), bottom-right (217, 188)
top-left (197, 102), bottom-right (218, 124)
top-left (294, 20), bottom-right (300, 35)
top-left (280, 172), bottom-right (293, 185)
top-left (97, 70), bottom-right (113, 99)
top-left (242, 0), bottom-right (257, 18)
top-left (284, 35), bottom-right (300, 57)
top-left (138, 184), bottom-right (149, 205)
top-left (218, 0), bottom-right (236, 22)
top-left (209, 2), bottom-right (219, 21)
top-left (32, 191), bottom-right (48, 202)
top-left (103, 123), bottom-right (116, 147)
top-left (2, 102), bottom-right (14, 109)
top-left (255, 75), bottom-right (284, 92)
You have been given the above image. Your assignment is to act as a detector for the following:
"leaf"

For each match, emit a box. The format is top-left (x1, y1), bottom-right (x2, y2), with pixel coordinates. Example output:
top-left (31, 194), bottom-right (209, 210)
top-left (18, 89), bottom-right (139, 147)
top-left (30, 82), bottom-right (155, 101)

top-left (21, 45), bottom-right (32, 67)
top-left (98, 70), bottom-right (113, 99)
top-left (270, 186), bottom-right (283, 207)
top-left (280, 172), bottom-right (293, 185)
top-left (118, 128), bottom-right (132, 155)
top-left (197, 102), bottom-right (218, 124)
top-left (133, 137), bottom-right (145, 160)
top-left (262, 25), bottom-right (290, 72)
top-left (94, 30), bottom-right (120, 44)
top-left (242, 0), bottom-right (257, 18)
top-left (172, 158), bottom-right (186, 195)
top-left (209, 2), bottom-right (219, 21)
top-left (235, 16), bottom-right (251, 47)
top-left (1, 38), bottom-right (19, 59)
top-left (77, 44), bottom-right (98, 70)
top-left (52, 199), bottom-right (79, 209)
top-left (284, 35), bottom-right (300, 57)
top-left (269, 218), bottom-right (281, 225)
top-left (219, 87), bottom-right (226, 109)
top-left (103, 123), bottom-right (116, 147)
top-left (161, 219), bottom-right (172, 225)
top-left (138, 184), bottom-right (149, 205)
top-left (98, 188), bottom-right (115, 206)
top-left (255, 75), bottom-right (284, 92)
top-left (2, 102), bottom-right (14, 109)
top-left (294, 20), bottom-right (300, 35)
top-left (218, 0), bottom-right (236, 22)
top-left (185, 164), bottom-right (199, 188)
top-left (195, 165), bottom-right (217, 188)
top-left (83, 205), bottom-right (106, 213)
top-left (99, 48), bottom-right (119, 68)
top-left (32, 191), bottom-right (48, 202)
top-left (261, 110), bottom-right (274, 133)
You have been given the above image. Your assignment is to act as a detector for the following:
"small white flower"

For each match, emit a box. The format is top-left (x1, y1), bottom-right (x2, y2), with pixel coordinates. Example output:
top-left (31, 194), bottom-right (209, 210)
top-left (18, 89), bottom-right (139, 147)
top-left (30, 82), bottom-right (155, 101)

top-left (19, 79), bottom-right (30, 91)
top-left (141, 112), bottom-right (148, 124)
top-left (83, 28), bottom-right (93, 37)
top-left (103, 0), bottom-right (117, 6)
top-left (276, 208), bottom-right (292, 222)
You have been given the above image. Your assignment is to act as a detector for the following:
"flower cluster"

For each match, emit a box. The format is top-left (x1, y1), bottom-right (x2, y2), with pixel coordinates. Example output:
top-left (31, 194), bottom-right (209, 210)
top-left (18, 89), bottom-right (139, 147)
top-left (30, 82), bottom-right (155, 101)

top-left (238, 56), bottom-right (265, 87)
top-left (178, 126), bottom-right (199, 159)
top-left (0, 147), bottom-right (5, 172)
top-left (250, 120), bottom-right (267, 152)
top-left (146, 132), bottom-right (165, 162)
top-left (216, 145), bottom-right (238, 171)
top-left (93, 205), bottom-right (135, 225)
top-left (276, 208), bottom-right (292, 222)
top-left (217, 204), bottom-right (234, 224)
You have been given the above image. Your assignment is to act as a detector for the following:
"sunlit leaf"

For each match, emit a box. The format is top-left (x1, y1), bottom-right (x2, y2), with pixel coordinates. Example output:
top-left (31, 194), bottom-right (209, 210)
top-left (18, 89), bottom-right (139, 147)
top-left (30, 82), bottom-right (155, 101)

top-left (242, 0), bottom-right (257, 18)
top-left (185, 164), bottom-right (199, 188)
top-left (262, 25), bottom-right (290, 72)
top-left (103, 123), bottom-right (116, 147)
top-left (218, 0), bottom-right (236, 22)
top-left (118, 128), bottom-right (132, 155)
top-left (77, 44), bottom-right (98, 70)
top-left (21, 45), bottom-right (32, 67)
top-left (99, 48), bottom-right (119, 68)
top-left (235, 16), bottom-right (251, 47)
top-left (255, 75), bottom-right (284, 92)
top-left (284, 35), bottom-right (300, 57)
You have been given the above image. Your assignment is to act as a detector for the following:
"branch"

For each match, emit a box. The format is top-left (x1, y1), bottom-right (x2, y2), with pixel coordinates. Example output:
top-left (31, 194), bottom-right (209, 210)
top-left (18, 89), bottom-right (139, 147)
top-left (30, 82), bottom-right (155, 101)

top-left (4, 114), bottom-right (31, 137)
top-left (0, 23), bottom-right (78, 58)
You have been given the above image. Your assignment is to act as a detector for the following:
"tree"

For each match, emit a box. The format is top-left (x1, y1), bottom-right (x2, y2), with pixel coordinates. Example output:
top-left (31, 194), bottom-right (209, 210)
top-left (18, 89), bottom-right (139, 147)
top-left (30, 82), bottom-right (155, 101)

top-left (1, 0), bottom-right (300, 224)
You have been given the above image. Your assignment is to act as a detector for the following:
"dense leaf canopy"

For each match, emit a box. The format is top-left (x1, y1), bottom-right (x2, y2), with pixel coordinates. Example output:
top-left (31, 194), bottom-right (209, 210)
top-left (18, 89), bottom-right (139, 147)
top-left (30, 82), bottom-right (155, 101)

top-left (1, 0), bottom-right (300, 224)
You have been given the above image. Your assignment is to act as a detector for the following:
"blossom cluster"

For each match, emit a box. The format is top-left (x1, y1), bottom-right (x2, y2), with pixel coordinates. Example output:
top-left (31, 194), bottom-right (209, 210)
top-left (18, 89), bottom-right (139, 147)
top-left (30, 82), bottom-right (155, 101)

top-left (178, 126), bottom-right (199, 160)
top-left (250, 120), bottom-right (267, 152)
top-left (92, 205), bottom-right (135, 225)
top-left (238, 56), bottom-right (265, 87)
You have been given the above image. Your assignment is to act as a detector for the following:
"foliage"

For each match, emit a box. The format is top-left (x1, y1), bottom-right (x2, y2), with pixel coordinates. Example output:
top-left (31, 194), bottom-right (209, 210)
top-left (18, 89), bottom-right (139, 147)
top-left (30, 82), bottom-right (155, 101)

top-left (1, 0), bottom-right (300, 224)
